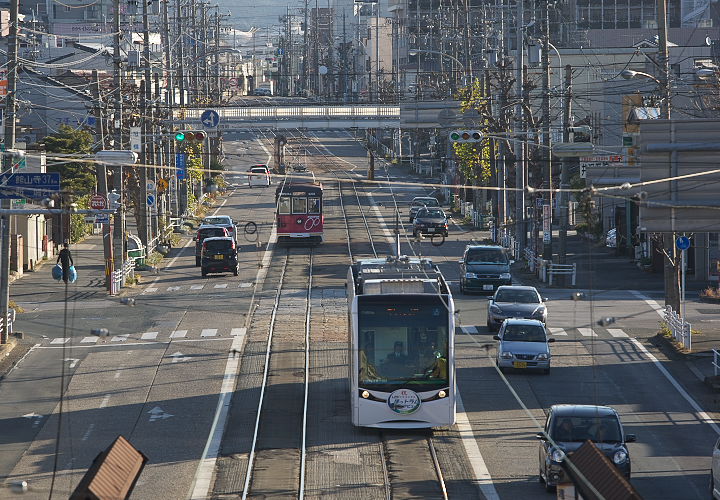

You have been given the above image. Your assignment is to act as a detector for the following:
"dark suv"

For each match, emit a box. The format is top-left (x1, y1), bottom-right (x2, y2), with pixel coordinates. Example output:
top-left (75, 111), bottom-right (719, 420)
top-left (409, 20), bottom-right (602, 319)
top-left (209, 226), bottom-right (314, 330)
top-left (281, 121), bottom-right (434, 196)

top-left (537, 404), bottom-right (636, 492)
top-left (412, 207), bottom-right (449, 237)
top-left (194, 225), bottom-right (230, 266)
top-left (200, 237), bottom-right (239, 277)
top-left (459, 245), bottom-right (512, 294)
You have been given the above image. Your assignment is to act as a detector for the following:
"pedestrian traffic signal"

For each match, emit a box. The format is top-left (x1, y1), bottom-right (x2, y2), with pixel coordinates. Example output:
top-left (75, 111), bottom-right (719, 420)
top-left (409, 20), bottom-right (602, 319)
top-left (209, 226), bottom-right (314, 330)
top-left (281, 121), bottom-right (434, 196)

top-left (449, 130), bottom-right (482, 143)
top-left (108, 190), bottom-right (121, 209)
top-left (174, 130), bottom-right (207, 143)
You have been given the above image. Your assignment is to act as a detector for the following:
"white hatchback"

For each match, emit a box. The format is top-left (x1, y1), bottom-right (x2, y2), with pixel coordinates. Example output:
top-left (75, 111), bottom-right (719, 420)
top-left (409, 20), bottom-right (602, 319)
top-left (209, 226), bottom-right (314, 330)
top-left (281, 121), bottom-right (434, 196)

top-left (248, 165), bottom-right (271, 187)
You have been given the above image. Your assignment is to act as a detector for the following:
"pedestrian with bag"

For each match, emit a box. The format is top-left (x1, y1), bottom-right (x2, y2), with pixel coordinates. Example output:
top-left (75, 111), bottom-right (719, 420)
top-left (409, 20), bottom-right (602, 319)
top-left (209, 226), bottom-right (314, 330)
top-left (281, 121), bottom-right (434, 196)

top-left (57, 242), bottom-right (74, 284)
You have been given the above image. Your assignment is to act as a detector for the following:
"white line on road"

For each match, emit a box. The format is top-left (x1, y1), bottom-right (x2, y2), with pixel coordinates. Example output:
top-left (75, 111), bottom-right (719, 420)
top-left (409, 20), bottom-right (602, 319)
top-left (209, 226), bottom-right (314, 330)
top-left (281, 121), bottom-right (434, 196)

top-left (549, 328), bottom-right (568, 336)
top-left (607, 328), bottom-right (629, 338)
top-left (36, 337), bottom-right (231, 349)
top-left (456, 392), bottom-right (501, 500)
top-left (213, 283), bottom-right (228, 289)
top-left (201, 329), bottom-right (218, 337)
top-left (230, 328), bottom-right (246, 337)
top-left (99, 394), bottom-right (111, 408)
top-left (81, 336), bottom-right (99, 343)
top-left (168, 286), bottom-right (183, 292)
top-left (460, 326), bottom-right (478, 334)
top-left (578, 328), bottom-right (597, 337)
top-left (81, 423), bottom-right (95, 441)
top-left (170, 330), bottom-right (188, 338)
top-left (629, 338), bottom-right (720, 436)
top-left (239, 283), bottom-right (252, 288)
top-left (191, 285), bottom-right (204, 290)
top-left (141, 331), bottom-right (159, 340)
top-left (111, 334), bottom-right (129, 342)
top-left (629, 290), bottom-right (665, 319)
top-left (143, 287), bottom-right (159, 294)
top-left (50, 338), bottom-right (70, 344)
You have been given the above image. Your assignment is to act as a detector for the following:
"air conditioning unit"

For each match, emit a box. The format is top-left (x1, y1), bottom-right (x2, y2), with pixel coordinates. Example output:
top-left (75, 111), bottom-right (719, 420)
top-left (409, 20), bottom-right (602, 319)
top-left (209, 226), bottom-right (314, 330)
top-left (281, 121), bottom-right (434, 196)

top-left (643, 20), bottom-right (658, 29)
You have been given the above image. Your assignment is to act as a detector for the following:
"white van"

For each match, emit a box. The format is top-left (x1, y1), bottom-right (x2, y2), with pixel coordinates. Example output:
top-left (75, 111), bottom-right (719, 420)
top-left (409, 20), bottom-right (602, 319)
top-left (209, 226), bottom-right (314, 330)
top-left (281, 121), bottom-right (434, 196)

top-left (248, 165), bottom-right (271, 187)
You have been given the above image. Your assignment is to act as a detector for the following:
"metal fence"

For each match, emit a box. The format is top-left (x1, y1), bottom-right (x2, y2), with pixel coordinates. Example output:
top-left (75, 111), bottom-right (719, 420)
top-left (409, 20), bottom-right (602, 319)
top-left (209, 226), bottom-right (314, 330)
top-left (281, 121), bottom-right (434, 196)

top-left (663, 305), bottom-right (692, 351)
top-left (110, 259), bottom-right (136, 296)
top-left (548, 263), bottom-right (577, 286)
top-left (0, 309), bottom-right (15, 341)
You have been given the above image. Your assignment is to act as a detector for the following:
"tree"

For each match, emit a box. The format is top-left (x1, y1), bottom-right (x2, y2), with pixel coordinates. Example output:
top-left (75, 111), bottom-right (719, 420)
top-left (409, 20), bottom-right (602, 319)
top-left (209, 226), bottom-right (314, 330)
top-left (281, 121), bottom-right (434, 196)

top-left (43, 125), bottom-right (96, 195)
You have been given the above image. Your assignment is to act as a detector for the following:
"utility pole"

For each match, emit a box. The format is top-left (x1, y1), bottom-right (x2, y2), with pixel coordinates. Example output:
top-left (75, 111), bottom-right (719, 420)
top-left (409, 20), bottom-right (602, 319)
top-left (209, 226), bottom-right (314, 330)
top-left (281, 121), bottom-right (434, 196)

top-left (176, 0), bottom-right (186, 106)
top-left (142, 0), bottom-right (154, 250)
top-left (0, 0), bottom-right (19, 343)
top-left (514, 0), bottom-right (526, 257)
top-left (303, 0), bottom-right (308, 95)
top-left (541, 0), bottom-right (552, 260)
top-left (92, 69), bottom-right (112, 291)
top-left (214, 10), bottom-right (221, 101)
top-left (558, 64), bottom-right (572, 265)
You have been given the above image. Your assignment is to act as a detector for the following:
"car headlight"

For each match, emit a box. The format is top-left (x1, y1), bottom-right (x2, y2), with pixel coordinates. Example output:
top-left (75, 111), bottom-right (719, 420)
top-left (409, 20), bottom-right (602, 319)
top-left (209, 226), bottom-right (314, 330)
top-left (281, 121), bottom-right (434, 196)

top-left (465, 272), bottom-right (477, 279)
top-left (537, 353), bottom-right (548, 361)
top-left (551, 449), bottom-right (565, 463)
top-left (500, 351), bottom-right (513, 359)
top-left (532, 307), bottom-right (546, 318)
top-left (499, 273), bottom-right (511, 280)
top-left (489, 305), bottom-right (502, 314)
top-left (613, 449), bottom-right (628, 464)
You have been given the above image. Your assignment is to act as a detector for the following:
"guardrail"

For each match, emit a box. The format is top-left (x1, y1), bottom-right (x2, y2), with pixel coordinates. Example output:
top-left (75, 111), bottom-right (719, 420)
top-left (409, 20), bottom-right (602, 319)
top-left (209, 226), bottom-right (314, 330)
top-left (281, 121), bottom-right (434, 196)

top-left (548, 263), bottom-right (577, 286)
top-left (664, 305), bottom-right (692, 351)
top-left (110, 259), bottom-right (136, 296)
top-left (713, 349), bottom-right (719, 377)
top-left (0, 309), bottom-right (15, 341)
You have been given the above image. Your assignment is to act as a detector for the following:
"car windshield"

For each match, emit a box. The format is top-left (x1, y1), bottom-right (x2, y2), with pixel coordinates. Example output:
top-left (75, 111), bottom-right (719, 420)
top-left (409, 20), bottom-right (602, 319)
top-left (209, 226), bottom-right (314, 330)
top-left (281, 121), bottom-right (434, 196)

top-left (550, 415), bottom-right (623, 443)
top-left (413, 198), bottom-right (438, 207)
top-left (465, 248), bottom-right (508, 265)
top-left (418, 208), bottom-right (444, 218)
top-left (205, 240), bottom-right (233, 252)
top-left (251, 168), bottom-right (267, 173)
top-left (502, 324), bottom-right (546, 342)
top-left (495, 290), bottom-right (539, 303)
top-left (204, 217), bottom-right (231, 226)
top-left (200, 228), bottom-right (226, 239)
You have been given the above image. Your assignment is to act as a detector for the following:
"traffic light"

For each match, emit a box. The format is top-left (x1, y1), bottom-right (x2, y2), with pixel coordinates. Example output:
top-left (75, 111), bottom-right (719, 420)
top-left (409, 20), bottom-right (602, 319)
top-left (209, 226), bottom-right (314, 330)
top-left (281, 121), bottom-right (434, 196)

top-left (174, 130), bottom-right (207, 143)
top-left (449, 130), bottom-right (482, 143)
top-left (108, 190), bottom-right (121, 209)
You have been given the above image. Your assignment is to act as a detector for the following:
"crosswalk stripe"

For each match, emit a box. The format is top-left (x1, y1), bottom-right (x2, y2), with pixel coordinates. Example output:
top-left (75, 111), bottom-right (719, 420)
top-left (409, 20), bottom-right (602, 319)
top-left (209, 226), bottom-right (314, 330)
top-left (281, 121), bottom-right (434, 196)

top-left (51, 338), bottom-right (70, 344)
top-left (608, 328), bottom-right (629, 338)
top-left (141, 332), bottom-right (159, 340)
top-left (111, 334), bottom-right (129, 342)
top-left (231, 328), bottom-right (247, 337)
top-left (460, 326), bottom-right (478, 334)
top-left (167, 286), bottom-right (182, 292)
top-left (170, 330), bottom-right (188, 338)
top-left (239, 283), bottom-right (252, 288)
top-left (214, 284), bottom-right (228, 289)
top-left (201, 329), bottom-right (218, 337)
top-left (190, 285), bottom-right (204, 290)
top-left (81, 336), bottom-right (99, 344)
top-left (143, 287), bottom-right (158, 293)
top-left (578, 328), bottom-right (597, 337)
top-left (549, 328), bottom-right (568, 336)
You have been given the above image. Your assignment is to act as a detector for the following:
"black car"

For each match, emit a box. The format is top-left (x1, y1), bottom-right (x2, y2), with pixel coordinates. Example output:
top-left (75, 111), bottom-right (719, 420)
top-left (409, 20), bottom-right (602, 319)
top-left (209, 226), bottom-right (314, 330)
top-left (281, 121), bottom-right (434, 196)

top-left (459, 245), bottom-right (512, 294)
top-left (194, 225), bottom-right (230, 266)
top-left (412, 207), bottom-right (449, 237)
top-left (487, 285), bottom-right (547, 331)
top-left (537, 404), bottom-right (636, 492)
top-left (202, 215), bottom-right (237, 242)
top-left (200, 237), bottom-right (239, 277)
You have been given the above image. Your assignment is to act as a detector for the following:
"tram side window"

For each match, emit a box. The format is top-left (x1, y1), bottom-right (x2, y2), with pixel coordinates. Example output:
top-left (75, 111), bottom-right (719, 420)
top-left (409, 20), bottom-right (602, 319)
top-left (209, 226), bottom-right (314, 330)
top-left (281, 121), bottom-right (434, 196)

top-left (278, 196), bottom-right (291, 214)
top-left (292, 196), bottom-right (308, 214)
top-left (309, 197), bottom-right (321, 214)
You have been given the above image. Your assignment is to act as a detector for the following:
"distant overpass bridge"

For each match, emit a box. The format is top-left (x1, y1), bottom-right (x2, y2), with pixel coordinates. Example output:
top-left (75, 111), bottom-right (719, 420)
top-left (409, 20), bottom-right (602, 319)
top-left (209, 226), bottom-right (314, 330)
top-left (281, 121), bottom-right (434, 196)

top-left (174, 101), bottom-right (473, 130)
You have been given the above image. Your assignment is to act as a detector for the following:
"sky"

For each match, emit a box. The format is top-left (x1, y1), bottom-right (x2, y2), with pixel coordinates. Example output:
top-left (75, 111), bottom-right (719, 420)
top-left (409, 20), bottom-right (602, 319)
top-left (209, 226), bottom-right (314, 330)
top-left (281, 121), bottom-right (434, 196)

top-left (218, 0), bottom-right (303, 31)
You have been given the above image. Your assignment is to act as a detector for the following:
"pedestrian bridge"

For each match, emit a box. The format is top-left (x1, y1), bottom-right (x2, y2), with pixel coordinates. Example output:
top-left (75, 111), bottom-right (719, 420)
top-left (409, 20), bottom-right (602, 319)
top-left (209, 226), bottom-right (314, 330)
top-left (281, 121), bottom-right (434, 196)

top-left (174, 101), bottom-right (469, 130)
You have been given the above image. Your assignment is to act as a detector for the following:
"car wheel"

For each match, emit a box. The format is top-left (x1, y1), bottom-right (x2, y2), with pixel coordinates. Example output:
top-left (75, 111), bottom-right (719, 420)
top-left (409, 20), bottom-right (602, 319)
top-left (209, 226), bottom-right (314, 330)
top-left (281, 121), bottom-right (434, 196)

top-left (543, 367), bottom-right (550, 375)
top-left (544, 466), bottom-right (555, 493)
top-left (195, 257), bottom-right (201, 267)
top-left (233, 268), bottom-right (239, 277)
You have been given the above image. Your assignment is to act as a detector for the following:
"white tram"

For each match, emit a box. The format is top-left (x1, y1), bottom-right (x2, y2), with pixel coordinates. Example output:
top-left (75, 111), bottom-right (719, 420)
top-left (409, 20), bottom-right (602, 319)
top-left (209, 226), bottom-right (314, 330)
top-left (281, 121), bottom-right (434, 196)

top-left (347, 257), bottom-right (456, 428)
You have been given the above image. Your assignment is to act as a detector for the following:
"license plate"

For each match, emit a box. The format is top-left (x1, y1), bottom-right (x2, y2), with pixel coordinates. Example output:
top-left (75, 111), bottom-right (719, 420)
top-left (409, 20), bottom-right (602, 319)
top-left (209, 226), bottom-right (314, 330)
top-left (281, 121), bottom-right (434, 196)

top-left (427, 228), bottom-right (435, 232)
top-left (513, 361), bottom-right (527, 369)
top-left (213, 255), bottom-right (224, 260)
top-left (483, 284), bottom-right (494, 291)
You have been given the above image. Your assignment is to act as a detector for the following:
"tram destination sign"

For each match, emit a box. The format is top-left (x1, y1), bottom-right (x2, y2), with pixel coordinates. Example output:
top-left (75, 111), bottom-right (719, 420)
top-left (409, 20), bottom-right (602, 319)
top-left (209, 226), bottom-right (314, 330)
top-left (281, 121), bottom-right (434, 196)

top-left (0, 172), bottom-right (61, 199)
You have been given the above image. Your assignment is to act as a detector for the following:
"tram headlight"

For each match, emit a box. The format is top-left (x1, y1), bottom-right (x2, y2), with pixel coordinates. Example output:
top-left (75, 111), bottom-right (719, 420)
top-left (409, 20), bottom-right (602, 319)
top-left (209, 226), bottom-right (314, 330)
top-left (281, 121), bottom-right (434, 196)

top-left (438, 390), bottom-right (446, 398)
top-left (361, 390), bottom-right (370, 399)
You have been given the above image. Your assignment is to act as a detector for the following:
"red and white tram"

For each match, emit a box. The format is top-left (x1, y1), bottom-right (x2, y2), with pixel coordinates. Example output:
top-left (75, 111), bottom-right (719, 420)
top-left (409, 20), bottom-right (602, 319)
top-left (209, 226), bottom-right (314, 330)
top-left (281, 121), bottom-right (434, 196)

top-left (275, 182), bottom-right (324, 244)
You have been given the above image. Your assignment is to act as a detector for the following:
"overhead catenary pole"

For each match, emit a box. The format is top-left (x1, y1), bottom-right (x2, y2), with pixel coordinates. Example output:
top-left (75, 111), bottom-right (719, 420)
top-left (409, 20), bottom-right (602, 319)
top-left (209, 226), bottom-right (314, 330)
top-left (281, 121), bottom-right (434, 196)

top-left (558, 64), bottom-right (572, 265)
top-left (176, 0), bottom-right (186, 105)
top-left (92, 69), bottom-right (112, 291)
top-left (112, 0), bottom-right (124, 273)
top-left (0, 0), bottom-right (19, 343)
top-left (541, 0), bottom-right (552, 260)
top-left (513, 0), bottom-right (526, 257)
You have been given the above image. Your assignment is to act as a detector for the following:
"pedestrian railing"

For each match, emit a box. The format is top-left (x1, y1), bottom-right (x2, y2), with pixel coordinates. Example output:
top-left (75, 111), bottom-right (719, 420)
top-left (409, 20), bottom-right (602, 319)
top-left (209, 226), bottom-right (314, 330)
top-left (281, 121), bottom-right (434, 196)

top-left (548, 263), bottom-right (577, 286)
top-left (110, 259), bottom-right (136, 296)
top-left (713, 349), bottom-right (720, 377)
top-left (664, 305), bottom-right (692, 351)
top-left (0, 309), bottom-right (16, 341)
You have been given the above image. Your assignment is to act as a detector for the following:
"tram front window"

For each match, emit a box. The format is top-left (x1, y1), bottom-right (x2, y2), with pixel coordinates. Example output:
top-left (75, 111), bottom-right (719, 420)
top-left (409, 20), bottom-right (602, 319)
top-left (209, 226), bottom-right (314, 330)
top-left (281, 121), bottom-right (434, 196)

top-left (358, 296), bottom-right (449, 392)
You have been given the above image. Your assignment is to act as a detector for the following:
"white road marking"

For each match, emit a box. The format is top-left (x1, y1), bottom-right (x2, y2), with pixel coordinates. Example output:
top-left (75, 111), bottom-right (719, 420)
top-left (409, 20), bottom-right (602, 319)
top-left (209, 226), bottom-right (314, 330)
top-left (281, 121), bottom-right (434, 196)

top-left (231, 328), bottom-right (247, 337)
top-left (201, 329), bottom-right (218, 337)
top-left (111, 334), bottom-right (129, 342)
top-left (549, 327), bottom-right (567, 336)
top-left (170, 330), bottom-right (188, 338)
top-left (629, 338), bottom-right (720, 435)
top-left (81, 423), bottom-right (95, 441)
top-left (37, 337), bottom-right (230, 349)
top-left (239, 283), bottom-right (252, 288)
top-left (170, 352), bottom-right (189, 363)
top-left (141, 331), bottom-right (159, 340)
top-left (81, 336), bottom-right (98, 344)
top-left (629, 290), bottom-right (666, 318)
top-left (143, 287), bottom-right (158, 294)
top-left (99, 394), bottom-right (111, 408)
top-left (189, 330), bottom-right (246, 499)
top-left (64, 358), bottom-right (79, 369)
top-left (461, 326), bottom-right (478, 334)
top-left (578, 328), bottom-right (597, 337)
top-left (191, 285), bottom-right (204, 290)
top-left (50, 338), bottom-right (69, 344)
top-left (214, 283), bottom-right (228, 289)
top-left (607, 328), bottom-right (629, 338)
top-left (456, 392), bottom-right (501, 500)
top-left (168, 286), bottom-right (182, 292)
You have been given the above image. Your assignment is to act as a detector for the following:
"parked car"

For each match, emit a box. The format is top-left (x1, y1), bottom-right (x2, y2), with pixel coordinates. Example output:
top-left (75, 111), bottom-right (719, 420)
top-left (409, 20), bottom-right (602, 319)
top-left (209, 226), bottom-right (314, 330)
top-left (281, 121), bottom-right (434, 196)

top-left (408, 196), bottom-right (440, 222)
top-left (537, 404), bottom-right (636, 492)
top-left (252, 87), bottom-right (272, 96)
top-left (200, 237), bottom-right (239, 277)
top-left (606, 228), bottom-right (617, 248)
top-left (459, 245), bottom-right (512, 294)
top-left (194, 225), bottom-right (230, 266)
top-left (412, 207), bottom-right (449, 237)
top-left (202, 215), bottom-right (237, 241)
top-left (487, 285), bottom-right (547, 331)
top-left (494, 318), bottom-right (554, 374)
top-left (248, 165), bottom-right (271, 187)
top-left (712, 437), bottom-right (720, 498)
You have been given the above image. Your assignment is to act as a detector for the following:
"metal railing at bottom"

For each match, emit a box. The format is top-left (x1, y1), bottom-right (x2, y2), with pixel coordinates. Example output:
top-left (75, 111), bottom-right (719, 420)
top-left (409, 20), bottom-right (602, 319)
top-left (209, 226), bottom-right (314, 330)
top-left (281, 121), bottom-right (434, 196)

top-left (713, 349), bottom-right (720, 377)
top-left (110, 260), bottom-right (136, 295)
top-left (0, 309), bottom-right (16, 341)
top-left (548, 263), bottom-right (577, 286)
top-left (664, 305), bottom-right (692, 351)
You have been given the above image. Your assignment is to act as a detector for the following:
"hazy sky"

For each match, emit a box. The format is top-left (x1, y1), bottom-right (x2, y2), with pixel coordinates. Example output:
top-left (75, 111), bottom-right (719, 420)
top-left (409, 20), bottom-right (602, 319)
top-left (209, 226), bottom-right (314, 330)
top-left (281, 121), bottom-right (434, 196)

top-left (219, 0), bottom-right (303, 31)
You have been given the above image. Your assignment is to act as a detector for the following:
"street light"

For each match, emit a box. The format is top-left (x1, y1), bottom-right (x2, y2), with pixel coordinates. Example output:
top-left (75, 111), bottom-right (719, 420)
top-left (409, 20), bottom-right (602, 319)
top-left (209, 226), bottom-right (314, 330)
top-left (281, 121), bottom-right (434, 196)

top-left (408, 48), bottom-right (469, 87)
top-left (620, 69), bottom-right (661, 85)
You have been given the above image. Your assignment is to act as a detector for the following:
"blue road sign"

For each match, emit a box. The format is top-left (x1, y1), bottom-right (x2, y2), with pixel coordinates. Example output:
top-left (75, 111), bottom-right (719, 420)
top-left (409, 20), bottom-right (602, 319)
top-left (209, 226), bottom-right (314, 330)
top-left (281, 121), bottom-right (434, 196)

top-left (201, 109), bottom-right (220, 129)
top-left (176, 153), bottom-right (187, 181)
top-left (147, 194), bottom-right (156, 207)
top-left (676, 236), bottom-right (691, 251)
top-left (0, 172), bottom-right (61, 200)
top-left (94, 213), bottom-right (110, 224)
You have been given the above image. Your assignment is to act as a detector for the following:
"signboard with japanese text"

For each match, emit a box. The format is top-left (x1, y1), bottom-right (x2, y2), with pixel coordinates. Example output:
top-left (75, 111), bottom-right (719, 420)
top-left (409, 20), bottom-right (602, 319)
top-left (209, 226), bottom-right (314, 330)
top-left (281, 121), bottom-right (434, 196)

top-left (579, 155), bottom-right (624, 178)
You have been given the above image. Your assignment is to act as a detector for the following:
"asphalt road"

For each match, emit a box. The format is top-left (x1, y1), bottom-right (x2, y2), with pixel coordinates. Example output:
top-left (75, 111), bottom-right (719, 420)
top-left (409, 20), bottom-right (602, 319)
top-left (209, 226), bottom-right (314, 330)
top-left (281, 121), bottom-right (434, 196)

top-left (0, 130), bottom-right (717, 499)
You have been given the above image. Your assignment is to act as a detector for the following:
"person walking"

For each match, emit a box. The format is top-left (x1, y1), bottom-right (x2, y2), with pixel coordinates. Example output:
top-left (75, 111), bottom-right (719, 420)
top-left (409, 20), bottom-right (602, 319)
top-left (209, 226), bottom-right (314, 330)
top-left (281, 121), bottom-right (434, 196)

top-left (57, 242), bottom-right (74, 283)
